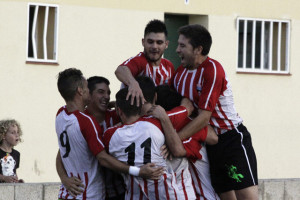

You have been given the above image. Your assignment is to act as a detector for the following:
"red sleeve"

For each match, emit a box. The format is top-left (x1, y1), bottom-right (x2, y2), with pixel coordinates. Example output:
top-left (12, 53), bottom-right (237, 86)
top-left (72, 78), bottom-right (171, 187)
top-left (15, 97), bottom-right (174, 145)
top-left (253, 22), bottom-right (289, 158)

top-left (182, 138), bottom-right (203, 162)
top-left (166, 106), bottom-right (188, 129)
top-left (103, 127), bottom-right (118, 152)
top-left (198, 61), bottom-right (225, 111)
top-left (191, 126), bottom-right (208, 143)
top-left (110, 109), bottom-right (121, 125)
top-left (77, 113), bottom-right (105, 156)
top-left (119, 53), bottom-right (148, 77)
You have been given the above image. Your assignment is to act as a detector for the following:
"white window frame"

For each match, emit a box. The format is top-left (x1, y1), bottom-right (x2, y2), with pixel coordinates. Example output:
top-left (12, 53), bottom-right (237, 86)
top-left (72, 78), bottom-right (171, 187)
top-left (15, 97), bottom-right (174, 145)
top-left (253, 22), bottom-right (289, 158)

top-left (26, 3), bottom-right (59, 63)
top-left (236, 17), bottom-right (290, 74)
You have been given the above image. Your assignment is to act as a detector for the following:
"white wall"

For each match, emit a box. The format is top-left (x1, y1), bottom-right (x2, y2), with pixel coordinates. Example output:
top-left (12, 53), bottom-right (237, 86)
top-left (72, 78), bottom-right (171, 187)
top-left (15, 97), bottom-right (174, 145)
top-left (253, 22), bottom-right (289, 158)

top-left (0, 0), bottom-right (299, 182)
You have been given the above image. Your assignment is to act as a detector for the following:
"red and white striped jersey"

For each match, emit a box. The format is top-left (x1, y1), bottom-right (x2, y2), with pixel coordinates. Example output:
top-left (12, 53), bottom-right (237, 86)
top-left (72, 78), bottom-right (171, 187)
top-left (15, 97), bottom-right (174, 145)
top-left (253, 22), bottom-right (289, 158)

top-left (164, 108), bottom-right (196, 200)
top-left (120, 52), bottom-right (175, 86)
top-left (85, 108), bottom-right (125, 198)
top-left (84, 109), bottom-right (120, 135)
top-left (189, 146), bottom-right (220, 200)
top-left (103, 109), bottom-right (188, 200)
top-left (100, 110), bottom-right (125, 198)
top-left (172, 57), bottom-right (243, 134)
top-left (56, 106), bottom-right (105, 200)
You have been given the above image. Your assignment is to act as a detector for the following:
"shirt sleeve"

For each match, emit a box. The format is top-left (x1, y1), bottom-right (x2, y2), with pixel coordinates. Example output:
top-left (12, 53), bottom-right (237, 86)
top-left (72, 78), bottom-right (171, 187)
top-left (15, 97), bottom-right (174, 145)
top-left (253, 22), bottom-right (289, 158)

top-left (119, 53), bottom-right (147, 77)
top-left (79, 114), bottom-right (105, 156)
top-left (167, 106), bottom-right (188, 129)
top-left (182, 138), bottom-right (203, 162)
top-left (198, 62), bottom-right (225, 111)
top-left (191, 126), bottom-right (208, 143)
top-left (102, 126), bottom-right (120, 153)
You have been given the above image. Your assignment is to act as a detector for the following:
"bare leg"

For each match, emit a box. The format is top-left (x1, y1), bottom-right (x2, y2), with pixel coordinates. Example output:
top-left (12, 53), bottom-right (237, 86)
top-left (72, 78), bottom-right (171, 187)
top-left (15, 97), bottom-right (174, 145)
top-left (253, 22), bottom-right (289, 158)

top-left (235, 185), bottom-right (258, 200)
top-left (219, 190), bottom-right (237, 200)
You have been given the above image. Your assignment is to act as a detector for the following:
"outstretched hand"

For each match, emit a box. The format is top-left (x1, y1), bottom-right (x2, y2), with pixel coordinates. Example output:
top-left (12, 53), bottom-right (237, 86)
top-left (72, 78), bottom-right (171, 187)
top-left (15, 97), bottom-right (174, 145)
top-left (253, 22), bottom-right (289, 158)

top-left (126, 80), bottom-right (145, 107)
top-left (61, 176), bottom-right (84, 197)
top-left (139, 163), bottom-right (165, 180)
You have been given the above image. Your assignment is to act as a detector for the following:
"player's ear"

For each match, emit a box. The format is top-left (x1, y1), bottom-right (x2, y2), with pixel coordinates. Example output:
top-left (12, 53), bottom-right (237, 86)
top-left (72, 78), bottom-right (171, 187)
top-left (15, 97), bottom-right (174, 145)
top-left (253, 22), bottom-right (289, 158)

top-left (194, 46), bottom-right (203, 55)
top-left (142, 38), bottom-right (145, 47)
top-left (165, 40), bottom-right (169, 49)
top-left (77, 86), bottom-right (84, 96)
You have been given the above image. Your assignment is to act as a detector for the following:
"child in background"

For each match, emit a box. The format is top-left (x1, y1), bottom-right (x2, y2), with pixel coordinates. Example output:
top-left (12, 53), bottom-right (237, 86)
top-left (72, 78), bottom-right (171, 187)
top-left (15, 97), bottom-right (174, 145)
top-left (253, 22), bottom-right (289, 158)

top-left (0, 119), bottom-right (23, 183)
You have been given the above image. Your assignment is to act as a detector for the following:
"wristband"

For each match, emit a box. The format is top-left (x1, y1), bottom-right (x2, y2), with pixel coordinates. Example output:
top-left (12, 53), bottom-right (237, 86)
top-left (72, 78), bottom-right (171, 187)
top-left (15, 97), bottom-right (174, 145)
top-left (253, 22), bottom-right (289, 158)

top-left (129, 166), bottom-right (140, 176)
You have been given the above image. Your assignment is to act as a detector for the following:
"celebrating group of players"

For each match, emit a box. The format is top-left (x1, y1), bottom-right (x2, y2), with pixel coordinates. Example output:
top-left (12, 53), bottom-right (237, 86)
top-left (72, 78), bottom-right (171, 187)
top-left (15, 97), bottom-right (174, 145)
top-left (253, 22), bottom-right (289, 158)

top-left (55, 19), bottom-right (258, 200)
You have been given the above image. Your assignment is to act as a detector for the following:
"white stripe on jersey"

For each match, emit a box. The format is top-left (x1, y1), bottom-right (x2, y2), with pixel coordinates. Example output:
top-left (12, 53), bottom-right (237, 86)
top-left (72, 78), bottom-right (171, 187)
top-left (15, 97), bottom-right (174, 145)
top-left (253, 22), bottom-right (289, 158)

top-left (161, 63), bottom-right (169, 77)
top-left (189, 71), bottom-right (196, 101)
top-left (80, 112), bottom-right (104, 147)
top-left (176, 68), bottom-right (187, 92)
top-left (156, 67), bottom-right (164, 85)
top-left (181, 71), bottom-right (188, 96)
top-left (167, 109), bottom-right (187, 117)
top-left (189, 146), bottom-right (220, 200)
top-left (205, 60), bottom-right (217, 109)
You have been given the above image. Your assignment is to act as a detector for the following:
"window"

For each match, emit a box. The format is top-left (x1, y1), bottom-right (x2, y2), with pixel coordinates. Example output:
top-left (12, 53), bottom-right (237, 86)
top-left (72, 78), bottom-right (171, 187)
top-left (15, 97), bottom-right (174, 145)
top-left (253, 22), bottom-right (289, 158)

top-left (27, 3), bottom-right (59, 63)
top-left (237, 17), bottom-right (290, 74)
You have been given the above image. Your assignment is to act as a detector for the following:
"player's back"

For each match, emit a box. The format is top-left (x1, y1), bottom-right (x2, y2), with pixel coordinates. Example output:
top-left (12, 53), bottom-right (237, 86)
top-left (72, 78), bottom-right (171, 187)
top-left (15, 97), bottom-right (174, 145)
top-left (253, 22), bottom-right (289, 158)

top-left (56, 107), bottom-right (105, 200)
top-left (104, 117), bottom-right (181, 200)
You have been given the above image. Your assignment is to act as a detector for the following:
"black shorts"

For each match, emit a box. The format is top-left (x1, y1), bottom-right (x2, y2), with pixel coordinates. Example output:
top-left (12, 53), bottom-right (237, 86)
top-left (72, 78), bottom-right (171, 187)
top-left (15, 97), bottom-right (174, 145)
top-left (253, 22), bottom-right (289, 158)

top-left (206, 124), bottom-right (258, 193)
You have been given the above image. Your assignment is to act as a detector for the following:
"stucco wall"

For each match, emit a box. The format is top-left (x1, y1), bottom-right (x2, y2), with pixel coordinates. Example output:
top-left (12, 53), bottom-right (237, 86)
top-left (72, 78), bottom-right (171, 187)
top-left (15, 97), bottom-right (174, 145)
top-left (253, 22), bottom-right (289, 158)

top-left (0, 0), bottom-right (299, 182)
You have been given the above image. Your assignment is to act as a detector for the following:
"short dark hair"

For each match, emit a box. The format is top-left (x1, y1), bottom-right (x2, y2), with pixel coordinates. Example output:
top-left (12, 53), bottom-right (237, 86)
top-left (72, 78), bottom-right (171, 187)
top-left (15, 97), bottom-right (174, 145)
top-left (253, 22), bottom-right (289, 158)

top-left (144, 19), bottom-right (168, 37)
top-left (116, 88), bottom-right (141, 118)
top-left (135, 76), bottom-right (156, 103)
top-left (87, 76), bottom-right (110, 94)
top-left (155, 85), bottom-right (183, 111)
top-left (178, 24), bottom-right (212, 55)
top-left (57, 68), bottom-right (85, 101)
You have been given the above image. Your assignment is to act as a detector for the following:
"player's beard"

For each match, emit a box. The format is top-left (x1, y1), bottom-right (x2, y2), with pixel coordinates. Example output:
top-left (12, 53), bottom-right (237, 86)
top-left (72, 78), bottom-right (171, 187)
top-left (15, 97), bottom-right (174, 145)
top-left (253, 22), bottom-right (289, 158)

top-left (144, 51), bottom-right (163, 64)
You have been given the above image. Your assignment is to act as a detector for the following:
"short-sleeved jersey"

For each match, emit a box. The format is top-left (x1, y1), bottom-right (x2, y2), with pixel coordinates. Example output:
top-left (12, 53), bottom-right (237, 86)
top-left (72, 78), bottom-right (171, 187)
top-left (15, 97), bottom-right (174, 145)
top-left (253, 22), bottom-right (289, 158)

top-left (56, 106), bottom-right (105, 200)
top-left (173, 57), bottom-right (243, 134)
top-left (0, 148), bottom-right (20, 177)
top-left (120, 52), bottom-right (175, 86)
top-left (85, 109), bottom-right (120, 135)
top-left (103, 109), bottom-right (188, 200)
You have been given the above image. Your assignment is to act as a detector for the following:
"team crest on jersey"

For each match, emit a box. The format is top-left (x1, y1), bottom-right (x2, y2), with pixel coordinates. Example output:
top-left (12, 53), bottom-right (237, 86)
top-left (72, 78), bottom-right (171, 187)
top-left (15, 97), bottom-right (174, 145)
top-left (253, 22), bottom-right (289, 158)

top-left (196, 84), bottom-right (202, 95)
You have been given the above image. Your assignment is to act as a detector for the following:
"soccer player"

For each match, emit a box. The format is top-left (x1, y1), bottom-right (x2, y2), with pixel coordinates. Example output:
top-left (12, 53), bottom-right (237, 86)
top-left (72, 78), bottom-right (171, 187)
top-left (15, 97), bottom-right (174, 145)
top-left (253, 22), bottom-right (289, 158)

top-left (155, 84), bottom-right (220, 200)
top-left (56, 76), bottom-right (125, 199)
top-left (173, 24), bottom-right (258, 200)
top-left (138, 75), bottom-right (219, 200)
top-left (55, 68), bottom-right (163, 200)
top-left (103, 87), bottom-right (190, 199)
top-left (115, 19), bottom-right (174, 106)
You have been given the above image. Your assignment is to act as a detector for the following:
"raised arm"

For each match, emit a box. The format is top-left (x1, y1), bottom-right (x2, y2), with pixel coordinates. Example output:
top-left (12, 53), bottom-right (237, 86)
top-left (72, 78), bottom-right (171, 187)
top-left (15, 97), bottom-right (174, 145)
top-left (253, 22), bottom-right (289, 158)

top-left (148, 105), bottom-right (186, 157)
top-left (115, 65), bottom-right (145, 106)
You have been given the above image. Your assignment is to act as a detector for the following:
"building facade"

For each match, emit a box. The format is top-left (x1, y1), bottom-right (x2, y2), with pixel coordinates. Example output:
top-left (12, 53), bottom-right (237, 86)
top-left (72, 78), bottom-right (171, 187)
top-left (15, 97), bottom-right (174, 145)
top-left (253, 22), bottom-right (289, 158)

top-left (0, 0), bottom-right (299, 182)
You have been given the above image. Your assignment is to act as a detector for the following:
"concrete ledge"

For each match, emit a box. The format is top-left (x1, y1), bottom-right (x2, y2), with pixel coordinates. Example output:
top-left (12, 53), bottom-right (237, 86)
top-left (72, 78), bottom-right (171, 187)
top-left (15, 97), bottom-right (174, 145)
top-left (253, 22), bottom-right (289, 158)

top-left (1, 179), bottom-right (300, 199)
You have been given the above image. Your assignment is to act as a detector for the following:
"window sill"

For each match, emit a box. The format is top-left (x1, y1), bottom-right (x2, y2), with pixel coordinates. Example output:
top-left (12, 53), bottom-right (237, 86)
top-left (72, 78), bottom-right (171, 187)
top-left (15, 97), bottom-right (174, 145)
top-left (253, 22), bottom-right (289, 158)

top-left (26, 61), bottom-right (59, 66)
top-left (236, 71), bottom-right (291, 76)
